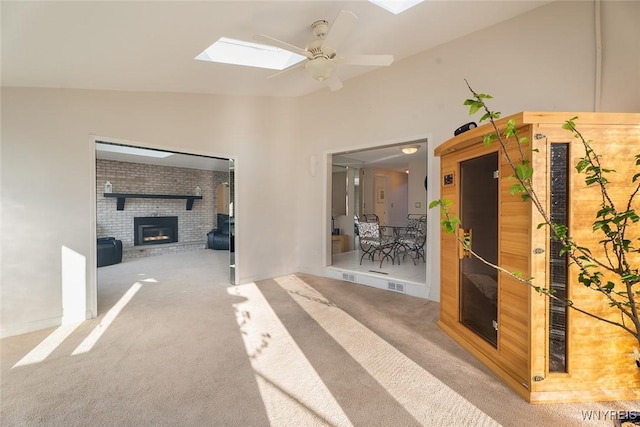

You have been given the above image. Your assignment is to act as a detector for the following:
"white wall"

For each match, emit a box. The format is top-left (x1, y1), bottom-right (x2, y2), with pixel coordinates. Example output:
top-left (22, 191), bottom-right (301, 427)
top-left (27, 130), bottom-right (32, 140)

top-left (295, 0), bottom-right (640, 300)
top-left (407, 156), bottom-right (428, 216)
top-left (1, 88), bottom-right (300, 337)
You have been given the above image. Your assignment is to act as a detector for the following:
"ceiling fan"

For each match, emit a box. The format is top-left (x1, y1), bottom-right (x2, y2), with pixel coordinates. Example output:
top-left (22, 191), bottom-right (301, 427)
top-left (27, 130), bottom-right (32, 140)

top-left (253, 10), bottom-right (394, 91)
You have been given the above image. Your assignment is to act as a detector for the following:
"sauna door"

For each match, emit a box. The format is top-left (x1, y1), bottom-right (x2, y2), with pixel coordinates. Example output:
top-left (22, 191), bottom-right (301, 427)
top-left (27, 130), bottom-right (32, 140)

top-left (459, 152), bottom-right (499, 347)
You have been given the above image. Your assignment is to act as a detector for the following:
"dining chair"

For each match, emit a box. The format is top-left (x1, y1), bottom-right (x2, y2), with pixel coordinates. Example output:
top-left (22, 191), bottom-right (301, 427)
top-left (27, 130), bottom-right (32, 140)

top-left (397, 216), bottom-right (427, 265)
top-left (361, 213), bottom-right (379, 223)
top-left (356, 218), bottom-right (396, 268)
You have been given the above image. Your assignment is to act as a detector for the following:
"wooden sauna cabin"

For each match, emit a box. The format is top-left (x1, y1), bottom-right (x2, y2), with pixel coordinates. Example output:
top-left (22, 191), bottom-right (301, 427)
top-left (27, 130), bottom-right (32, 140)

top-left (434, 111), bottom-right (640, 403)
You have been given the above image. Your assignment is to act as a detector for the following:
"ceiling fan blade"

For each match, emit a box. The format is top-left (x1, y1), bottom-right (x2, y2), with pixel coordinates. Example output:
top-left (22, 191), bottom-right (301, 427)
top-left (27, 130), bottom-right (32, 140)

top-left (252, 34), bottom-right (312, 59)
top-left (322, 10), bottom-right (358, 53)
top-left (334, 54), bottom-right (394, 67)
top-left (326, 74), bottom-right (343, 91)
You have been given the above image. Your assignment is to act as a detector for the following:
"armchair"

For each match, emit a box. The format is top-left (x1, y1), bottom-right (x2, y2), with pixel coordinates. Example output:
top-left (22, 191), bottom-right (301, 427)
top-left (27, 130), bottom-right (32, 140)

top-left (207, 213), bottom-right (232, 250)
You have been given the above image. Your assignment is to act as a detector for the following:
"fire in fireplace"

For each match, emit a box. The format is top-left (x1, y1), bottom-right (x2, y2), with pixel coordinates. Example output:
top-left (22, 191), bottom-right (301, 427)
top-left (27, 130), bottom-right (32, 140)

top-left (134, 216), bottom-right (178, 246)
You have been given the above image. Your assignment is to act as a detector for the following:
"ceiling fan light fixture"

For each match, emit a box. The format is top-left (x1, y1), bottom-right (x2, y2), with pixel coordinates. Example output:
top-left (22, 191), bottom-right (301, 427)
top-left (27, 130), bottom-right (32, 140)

top-left (401, 145), bottom-right (420, 155)
top-left (305, 57), bottom-right (335, 81)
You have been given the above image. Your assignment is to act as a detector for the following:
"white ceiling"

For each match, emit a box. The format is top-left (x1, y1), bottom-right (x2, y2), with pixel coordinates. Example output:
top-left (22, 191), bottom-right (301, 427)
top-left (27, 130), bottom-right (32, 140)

top-left (2, 1), bottom-right (550, 98)
top-left (333, 140), bottom-right (428, 172)
top-left (5, 1), bottom-right (549, 170)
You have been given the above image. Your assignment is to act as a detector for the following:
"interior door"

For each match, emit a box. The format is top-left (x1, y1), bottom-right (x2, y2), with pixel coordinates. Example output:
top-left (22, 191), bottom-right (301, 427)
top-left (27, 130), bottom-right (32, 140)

top-left (374, 175), bottom-right (389, 225)
top-left (459, 152), bottom-right (499, 347)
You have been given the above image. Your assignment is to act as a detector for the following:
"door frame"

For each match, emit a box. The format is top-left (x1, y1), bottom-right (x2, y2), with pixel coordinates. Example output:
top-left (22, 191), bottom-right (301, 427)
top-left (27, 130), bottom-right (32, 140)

top-left (88, 135), bottom-right (236, 320)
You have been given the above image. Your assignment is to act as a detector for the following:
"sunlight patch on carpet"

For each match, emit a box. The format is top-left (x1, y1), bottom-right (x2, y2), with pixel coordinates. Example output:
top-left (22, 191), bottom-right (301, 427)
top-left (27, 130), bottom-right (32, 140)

top-left (72, 282), bottom-right (142, 355)
top-left (228, 283), bottom-right (353, 427)
top-left (274, 275), bottom-right (502, 427)
top-left (12, 322), bottom-right (82, 368)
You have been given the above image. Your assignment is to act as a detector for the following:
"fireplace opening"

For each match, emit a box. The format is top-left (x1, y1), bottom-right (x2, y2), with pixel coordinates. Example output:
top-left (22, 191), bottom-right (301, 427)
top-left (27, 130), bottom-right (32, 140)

top-left (134, 216), bottom-right (178, 246)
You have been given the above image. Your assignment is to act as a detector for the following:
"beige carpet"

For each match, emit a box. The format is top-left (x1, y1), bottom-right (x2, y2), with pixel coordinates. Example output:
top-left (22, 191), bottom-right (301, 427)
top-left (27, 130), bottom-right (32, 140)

top-left (1, 251), bottom-right (637, 426)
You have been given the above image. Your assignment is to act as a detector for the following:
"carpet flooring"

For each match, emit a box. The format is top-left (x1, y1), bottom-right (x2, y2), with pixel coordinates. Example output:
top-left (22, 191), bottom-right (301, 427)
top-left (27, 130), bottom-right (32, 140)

top-left (1, 250), bottom-right (637, 426)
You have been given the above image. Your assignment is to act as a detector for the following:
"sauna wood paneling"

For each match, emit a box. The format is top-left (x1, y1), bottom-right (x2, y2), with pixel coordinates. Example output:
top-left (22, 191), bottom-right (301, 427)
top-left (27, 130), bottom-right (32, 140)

top-left (436, 112), bottom-right (640, 403)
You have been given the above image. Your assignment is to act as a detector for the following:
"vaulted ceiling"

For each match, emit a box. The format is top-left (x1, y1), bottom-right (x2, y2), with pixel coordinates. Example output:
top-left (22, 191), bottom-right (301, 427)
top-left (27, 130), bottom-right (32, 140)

top-left (2, 1), bottom-right (550, 98)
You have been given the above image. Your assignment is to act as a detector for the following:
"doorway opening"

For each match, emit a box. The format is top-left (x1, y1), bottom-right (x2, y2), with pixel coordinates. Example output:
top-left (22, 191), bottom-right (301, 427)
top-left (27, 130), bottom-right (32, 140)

top-left (93, 140), bottom-right (235, 314)
top-left (327, 139), bottom-right (428, 297)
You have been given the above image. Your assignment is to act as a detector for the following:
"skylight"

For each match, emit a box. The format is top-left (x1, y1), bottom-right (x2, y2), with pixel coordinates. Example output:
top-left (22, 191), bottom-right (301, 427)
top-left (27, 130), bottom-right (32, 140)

top-left (195, 37), bottom-right (306, 70)
top-left (369, 0), bottom-right (423, 14)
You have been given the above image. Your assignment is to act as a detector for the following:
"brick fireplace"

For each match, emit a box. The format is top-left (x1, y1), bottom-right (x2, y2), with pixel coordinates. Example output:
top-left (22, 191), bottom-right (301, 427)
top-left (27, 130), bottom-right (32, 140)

top-left (96, 159), bottom-right (228, 260)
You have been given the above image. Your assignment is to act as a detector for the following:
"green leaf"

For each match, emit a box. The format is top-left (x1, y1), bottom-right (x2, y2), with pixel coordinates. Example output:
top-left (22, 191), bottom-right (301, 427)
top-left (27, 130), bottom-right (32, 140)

top-left (510, 183), bottom-right (526, 195)
top-left (622, 273), bottom-right (640, 283)
top-left (562, 116), bottom-right (579, 132)
top-left (576, 159), bottom-right (590, 173)
top-left (576, 245), bottom-right (592, 254)
top-left (476, 93), bottom-right (493, 100)
top-left (428, 200), bottom-right (441, 209)
top-left (504, 119), bottom-right (517, 138)
top-left (515, 164), bottom-right (533, 181)
top-left (552, 224), bottom-right (568, 238)
top-left (483, 133), bottom-right (498, 146)
top-left (559, 246), bottom-right (572, 256)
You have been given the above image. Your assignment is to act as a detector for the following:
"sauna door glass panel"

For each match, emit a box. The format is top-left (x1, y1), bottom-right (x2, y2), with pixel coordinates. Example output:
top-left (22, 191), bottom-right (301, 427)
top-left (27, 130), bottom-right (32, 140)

top-left (459, 152), bottom-right (499, 347)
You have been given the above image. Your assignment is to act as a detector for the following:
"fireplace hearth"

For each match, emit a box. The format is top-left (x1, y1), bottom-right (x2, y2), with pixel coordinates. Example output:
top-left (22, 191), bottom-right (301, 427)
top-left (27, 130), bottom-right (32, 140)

top-left (134, 216), bottom-right (178, 246)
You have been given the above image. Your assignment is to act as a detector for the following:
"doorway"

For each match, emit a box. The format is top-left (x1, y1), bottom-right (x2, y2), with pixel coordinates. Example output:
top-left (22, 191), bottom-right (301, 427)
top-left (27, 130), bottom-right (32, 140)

top-left (328, 140), bottom-right (428, 295)
top-left (458, 152), bottom-right (499, 347)
top-left (374, 175), bottom-right (389, 225)
top-left (92, 141), bottom-right (235, 315)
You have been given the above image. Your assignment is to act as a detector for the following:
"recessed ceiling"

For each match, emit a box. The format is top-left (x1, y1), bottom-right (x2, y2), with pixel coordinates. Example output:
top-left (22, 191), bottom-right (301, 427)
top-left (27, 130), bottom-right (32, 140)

top-left (1, 1), bottom-right (551, 97)
top-left (333, 141), bottom-right (427, 172)
top-left (95, 142), bottom-right (229, 171)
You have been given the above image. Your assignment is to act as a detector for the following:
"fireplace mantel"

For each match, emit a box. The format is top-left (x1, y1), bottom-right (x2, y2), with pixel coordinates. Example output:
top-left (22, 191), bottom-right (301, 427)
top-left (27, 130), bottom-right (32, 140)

top-left (104, 193), bottom-right (203, 211)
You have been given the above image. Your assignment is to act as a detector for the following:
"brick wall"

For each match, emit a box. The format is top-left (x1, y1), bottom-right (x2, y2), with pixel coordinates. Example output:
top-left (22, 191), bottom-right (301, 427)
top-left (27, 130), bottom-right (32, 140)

top-left (96, 159), bottom-right (228, 260)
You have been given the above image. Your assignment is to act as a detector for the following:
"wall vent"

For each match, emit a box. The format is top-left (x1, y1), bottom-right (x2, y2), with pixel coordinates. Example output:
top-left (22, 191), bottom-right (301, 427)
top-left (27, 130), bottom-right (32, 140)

top-left (342, 273), bottom-right (356, 282)
top-left (387, 282), bottom-right (406, 293)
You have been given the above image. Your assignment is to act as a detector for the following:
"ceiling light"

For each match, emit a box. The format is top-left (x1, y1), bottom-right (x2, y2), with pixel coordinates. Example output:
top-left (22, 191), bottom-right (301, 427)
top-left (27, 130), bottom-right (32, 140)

top-left (305, 57), bottom-right (335, 81)
top-left (369, 0), bottom-right (424, 15)
top-left (195, 37), bottom-right (306, 70)
top-left (401, 145), bottom-right (420, 155)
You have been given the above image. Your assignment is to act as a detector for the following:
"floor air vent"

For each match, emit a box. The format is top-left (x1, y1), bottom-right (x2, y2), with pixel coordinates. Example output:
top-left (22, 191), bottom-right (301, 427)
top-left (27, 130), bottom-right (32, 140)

top-left (387, 282), bottom-right (406, 293)
top-left (342, 273), bottom-right (356, 282)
